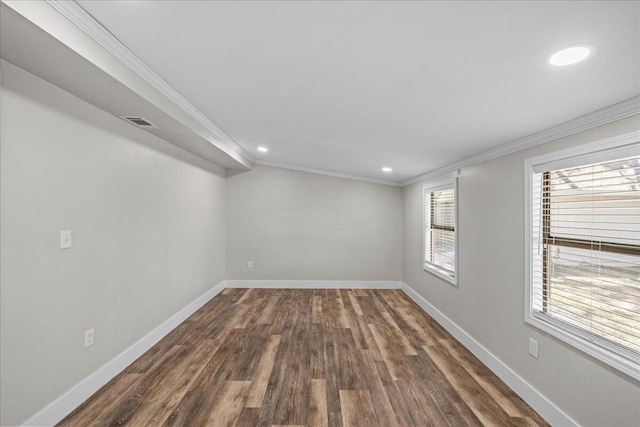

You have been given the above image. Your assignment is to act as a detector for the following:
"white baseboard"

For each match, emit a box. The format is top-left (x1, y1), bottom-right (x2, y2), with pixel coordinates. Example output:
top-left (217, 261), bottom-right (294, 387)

top-left (400, 282), bottom-right (578, 427)
top-left (20, 279), bottom-right (398, 426)
top-left (22, 280), bottom-right (572, 427)
top-left (224, 279), bottom-right (402, 289)
top-left (22, 281), bottom-right (226, 427)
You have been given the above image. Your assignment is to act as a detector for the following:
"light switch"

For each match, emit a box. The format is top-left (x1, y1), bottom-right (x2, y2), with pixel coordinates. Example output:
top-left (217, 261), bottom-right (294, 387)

top-left (85, 328), bottom-right (94, 348)
top-left (529, 338), bottom-right (539, 359)
top-left (60, 230), bottom-right (72, 249)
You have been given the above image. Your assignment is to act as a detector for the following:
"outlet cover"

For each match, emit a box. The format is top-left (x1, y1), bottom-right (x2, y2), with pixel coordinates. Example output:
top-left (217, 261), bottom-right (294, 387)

top-left (60, 230), bottom-right (72, 249)
top-left (84, 328), bottom-right (94, 348)
top-left (247, 261), bottom-right (253, 269)
top-left (528, 338), bottom-right (539, 358)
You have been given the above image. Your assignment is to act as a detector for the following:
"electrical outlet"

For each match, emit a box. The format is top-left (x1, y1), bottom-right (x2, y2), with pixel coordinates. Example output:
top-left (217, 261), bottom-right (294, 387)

top-left (85, 328), bottom-right (94, 348)
top-left (60, 230), bottom-right (72, 249)
top-left (247, 261), bottom-right (253, 269)
top-left (528, 338), bottom-right (538, 358)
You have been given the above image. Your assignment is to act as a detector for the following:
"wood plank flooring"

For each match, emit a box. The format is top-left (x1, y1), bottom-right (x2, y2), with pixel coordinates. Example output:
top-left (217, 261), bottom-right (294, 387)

top-left (58, 289), bottom-right (549, 427)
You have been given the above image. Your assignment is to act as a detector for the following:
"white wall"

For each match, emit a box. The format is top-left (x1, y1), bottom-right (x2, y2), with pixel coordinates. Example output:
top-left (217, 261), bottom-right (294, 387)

top-left (0, 61), bottom-right (227, 426)
top-left (226, 164), bottom-right (402, 281)
top-left (402, 115), bottom-right (640, 427)
top-left (3, 56), bottom-right (638, 427)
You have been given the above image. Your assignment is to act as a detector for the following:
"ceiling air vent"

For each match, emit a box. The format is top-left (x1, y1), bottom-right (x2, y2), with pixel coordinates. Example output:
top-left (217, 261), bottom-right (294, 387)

top-left (121, 116), bottom-right (158, 128)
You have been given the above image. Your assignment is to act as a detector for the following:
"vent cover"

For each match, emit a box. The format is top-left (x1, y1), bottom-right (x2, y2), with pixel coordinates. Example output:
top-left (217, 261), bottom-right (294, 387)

top-left (121, 116), bottom-right (158, 128)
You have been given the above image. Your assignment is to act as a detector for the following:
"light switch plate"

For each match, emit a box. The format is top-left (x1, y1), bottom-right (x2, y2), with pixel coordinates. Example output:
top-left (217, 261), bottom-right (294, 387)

top-left (60, 230), bottom-right (72, 249)
top-left (529, 338), bottom-right (539, 358)
top-left (247, 261), bottom-right (253, 269)
top-left (84, 328), bottom-right (94, 348)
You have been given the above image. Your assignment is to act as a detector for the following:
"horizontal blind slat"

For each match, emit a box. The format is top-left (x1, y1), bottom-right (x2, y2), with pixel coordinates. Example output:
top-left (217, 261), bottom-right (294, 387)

top-left (535, 154), bottom-right (640, 356)
top-left (535, 288), bottom-right (640, 320)
top-left (545, 305), bottom-right (640, 342)
top-left (544, 306), bottom-right (640, 343)
top-left (426, 187), bottom-right (455, 274)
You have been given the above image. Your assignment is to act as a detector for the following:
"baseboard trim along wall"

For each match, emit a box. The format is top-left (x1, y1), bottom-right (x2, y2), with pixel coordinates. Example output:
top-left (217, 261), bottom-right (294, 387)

top-left (23, 279), bottom-right (575, 426)
top-left (400, 282), bottom-right (579, 427)
top-left (22, 281), bottom-right (227, 427)
top-left (224, 279), bottom-right (403, 289)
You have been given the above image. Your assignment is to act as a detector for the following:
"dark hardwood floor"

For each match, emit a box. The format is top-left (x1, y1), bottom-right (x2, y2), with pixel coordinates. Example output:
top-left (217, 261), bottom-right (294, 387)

top-left (58, 288), bottom-right (549, 426)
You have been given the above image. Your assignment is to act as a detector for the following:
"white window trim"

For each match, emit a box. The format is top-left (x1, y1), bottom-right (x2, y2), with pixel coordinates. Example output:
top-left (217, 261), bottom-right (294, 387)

top-left (524, 130), bottom-right (640, 381)
top-left (423, 178), bottom-right (458, 286)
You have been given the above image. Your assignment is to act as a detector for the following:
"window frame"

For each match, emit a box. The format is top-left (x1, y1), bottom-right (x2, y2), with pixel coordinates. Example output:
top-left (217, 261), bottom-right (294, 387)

top-left (524, 131), bottom-right (640, 381)
top-left (423, 178), bottom-right (458, 286)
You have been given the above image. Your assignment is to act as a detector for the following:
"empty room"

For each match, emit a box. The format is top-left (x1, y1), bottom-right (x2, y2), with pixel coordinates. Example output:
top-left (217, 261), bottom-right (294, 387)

top-left (1, 1), bottom-right (639, 426)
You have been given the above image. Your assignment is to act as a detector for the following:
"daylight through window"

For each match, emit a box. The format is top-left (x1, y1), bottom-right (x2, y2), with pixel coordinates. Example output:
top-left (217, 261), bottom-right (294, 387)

top-left (424, 180), bottom-right (457, 284)
top-left (529, 150), bottom-right (640, 377)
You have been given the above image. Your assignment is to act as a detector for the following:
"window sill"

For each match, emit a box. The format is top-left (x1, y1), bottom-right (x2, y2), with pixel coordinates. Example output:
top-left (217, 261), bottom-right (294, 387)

top-left (525, 311), bottom-right (640, 382)
top-left (423, 263), bottom-right (458, 287)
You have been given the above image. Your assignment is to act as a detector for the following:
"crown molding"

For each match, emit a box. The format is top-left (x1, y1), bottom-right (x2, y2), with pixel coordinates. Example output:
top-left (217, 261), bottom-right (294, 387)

top-left (401, 96), bottom-right (640, 186)
top-left (44, 0), bottom-right (254, 164)
top-left (25, 1), bottom-right (640, 186)
top-left (253, 160), bottom-right (401, 187)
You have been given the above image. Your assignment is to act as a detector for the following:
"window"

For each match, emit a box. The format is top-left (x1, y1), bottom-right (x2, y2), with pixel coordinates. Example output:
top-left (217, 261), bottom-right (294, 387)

top-left (525, 135), bottom-right (640, 380)
top-left (424, 179), bottom-right (458, 285)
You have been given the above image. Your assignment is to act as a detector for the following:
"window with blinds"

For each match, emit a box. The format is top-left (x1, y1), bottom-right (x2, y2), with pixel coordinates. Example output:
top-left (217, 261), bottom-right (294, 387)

top-left (527, 142), bottom-right (640, 380)
top-left (424, 180), bottom-right (457, 284)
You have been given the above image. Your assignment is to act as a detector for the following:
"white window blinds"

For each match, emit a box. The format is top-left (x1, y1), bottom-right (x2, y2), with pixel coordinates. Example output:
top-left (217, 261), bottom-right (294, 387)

top-left (531, 154), bottom-right (640, 357)
top-left (424, 180), bottom-right (457, 283)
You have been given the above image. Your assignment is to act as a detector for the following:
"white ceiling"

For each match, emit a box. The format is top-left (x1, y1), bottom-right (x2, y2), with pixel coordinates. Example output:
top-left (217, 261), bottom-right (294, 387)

top-left (0, 2), bottom-right (251, 170)
top-left (77, 0), bottom-right (640, 183)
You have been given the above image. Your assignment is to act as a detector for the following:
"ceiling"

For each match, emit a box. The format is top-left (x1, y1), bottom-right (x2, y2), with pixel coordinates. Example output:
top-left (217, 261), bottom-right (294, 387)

top-left (77, 0), bottom-right (640, 184)
top-left (0, 3), bottom-right (250, 170)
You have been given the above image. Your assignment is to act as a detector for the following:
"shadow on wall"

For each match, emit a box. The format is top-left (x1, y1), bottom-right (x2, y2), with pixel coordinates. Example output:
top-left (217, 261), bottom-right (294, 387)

top-left (1, 63), bottom-right (226, 178)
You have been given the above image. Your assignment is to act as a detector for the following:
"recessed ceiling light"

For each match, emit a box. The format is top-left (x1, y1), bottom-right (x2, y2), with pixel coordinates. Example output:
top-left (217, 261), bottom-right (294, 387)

top-left (257, 146), bottom-right (268, 152)
top-left (382, 167), bottom-right (393, 173)
top-left (548, 44), bottom-right (594, 66)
